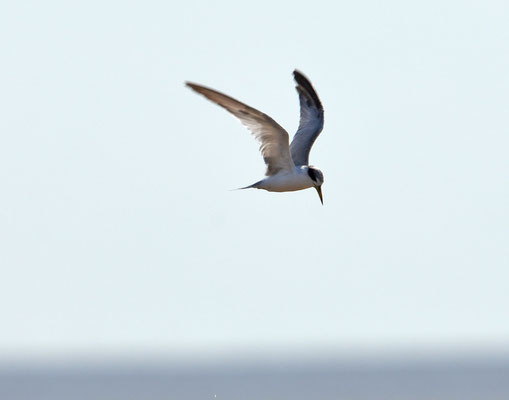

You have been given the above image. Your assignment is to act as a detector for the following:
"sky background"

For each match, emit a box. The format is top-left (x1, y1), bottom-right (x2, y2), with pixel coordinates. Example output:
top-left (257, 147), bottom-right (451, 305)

top-left (0, 0), bottom-right (508, 361)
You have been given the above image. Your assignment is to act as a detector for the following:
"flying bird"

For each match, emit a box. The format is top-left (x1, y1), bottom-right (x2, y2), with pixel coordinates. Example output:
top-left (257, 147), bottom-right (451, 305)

top-left (186, 70), bottom-right (325, 204)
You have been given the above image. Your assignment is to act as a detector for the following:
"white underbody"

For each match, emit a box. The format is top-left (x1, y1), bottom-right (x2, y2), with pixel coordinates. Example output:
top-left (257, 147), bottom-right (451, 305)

top-left (251, 166), bottom-right (314, 192)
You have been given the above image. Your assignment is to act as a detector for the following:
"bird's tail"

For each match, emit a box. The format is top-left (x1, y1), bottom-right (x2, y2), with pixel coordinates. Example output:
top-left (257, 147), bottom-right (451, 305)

top-left (232, 180), bottom-right (262, 191)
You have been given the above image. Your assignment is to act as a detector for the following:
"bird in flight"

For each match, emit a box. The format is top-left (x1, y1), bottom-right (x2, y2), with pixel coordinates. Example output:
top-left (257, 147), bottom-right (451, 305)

top-left (186, 70), bottom-right (325, 204)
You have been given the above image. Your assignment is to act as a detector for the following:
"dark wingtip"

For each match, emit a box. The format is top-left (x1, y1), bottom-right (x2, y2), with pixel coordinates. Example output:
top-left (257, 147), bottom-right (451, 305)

top-left (293, 69), bottom-right (312, 87)
top-left (293, 69), bottom-right (306, 80)
top-left (292, 69), bottom-right (323, 110)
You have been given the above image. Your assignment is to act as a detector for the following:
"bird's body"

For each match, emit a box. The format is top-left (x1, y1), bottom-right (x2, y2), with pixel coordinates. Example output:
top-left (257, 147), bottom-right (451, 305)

top-left (186, 70), bottom-right (326, 204)
top-left (248, 166), bottom-right (316, 192)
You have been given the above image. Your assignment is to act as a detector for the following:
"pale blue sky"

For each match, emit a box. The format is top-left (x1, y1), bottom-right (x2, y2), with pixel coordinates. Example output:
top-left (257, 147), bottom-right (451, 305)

top-left (0, 0), bottom-right (508, 359)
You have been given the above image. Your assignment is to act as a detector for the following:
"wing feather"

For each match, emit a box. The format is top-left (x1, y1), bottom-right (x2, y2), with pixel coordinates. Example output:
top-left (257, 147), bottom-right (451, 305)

top-left (186, 82), bottom-right (294, 175)
top-left (290, 70), bottom-right (324, 166)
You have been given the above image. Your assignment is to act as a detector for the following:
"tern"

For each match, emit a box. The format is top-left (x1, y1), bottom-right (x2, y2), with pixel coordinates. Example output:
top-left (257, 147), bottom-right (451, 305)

top-left (186, 70), bottom-right (325, 204)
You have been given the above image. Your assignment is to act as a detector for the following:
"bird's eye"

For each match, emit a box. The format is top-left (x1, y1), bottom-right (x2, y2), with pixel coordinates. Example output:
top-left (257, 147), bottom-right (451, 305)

top-left (307, 168), bottom-right (317, 182)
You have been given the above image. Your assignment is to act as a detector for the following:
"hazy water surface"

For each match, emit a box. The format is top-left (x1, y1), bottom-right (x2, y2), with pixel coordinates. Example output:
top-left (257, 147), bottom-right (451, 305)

top-left (2, 356), bottom-right (509, 400)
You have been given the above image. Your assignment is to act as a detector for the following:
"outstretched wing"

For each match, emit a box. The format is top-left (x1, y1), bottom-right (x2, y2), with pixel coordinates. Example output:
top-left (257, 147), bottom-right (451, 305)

top-left (289, 70), bottom-right (324, 166)
top-left (186, 82), bottom-right (294, 176)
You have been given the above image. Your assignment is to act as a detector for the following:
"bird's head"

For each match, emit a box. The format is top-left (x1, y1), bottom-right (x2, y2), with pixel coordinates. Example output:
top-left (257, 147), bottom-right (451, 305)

top-left (307, 166), bottom-right (324, 205)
